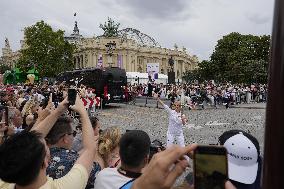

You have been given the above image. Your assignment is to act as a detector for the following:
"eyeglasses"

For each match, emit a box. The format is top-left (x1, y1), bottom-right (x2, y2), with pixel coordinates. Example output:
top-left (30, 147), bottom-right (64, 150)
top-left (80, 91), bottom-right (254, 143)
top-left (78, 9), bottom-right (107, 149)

top-left (172, 104), bottom-right (181, 107)
top-left (60, 130), bottom-right (77, 138)
top-left (68, 130), bottom-right (77, 137)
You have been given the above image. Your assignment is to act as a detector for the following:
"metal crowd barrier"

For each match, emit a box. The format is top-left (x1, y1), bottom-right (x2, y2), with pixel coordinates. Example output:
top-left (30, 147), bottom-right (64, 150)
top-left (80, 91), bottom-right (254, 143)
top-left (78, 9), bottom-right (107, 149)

top-left (131, 96), bottom-right (172, 108)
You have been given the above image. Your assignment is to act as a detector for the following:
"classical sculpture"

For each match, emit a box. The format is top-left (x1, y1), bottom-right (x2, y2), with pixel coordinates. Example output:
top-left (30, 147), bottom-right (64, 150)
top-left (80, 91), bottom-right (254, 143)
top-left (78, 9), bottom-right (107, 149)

top-left (168, 56), bottom-right (175, 84)
top-left (174, 43), bottom-right (178, 50)
top-left (169, 56), bottom-right (175, 68)
top-left (99, 18), bottom-right (120, 37)
top-left (5, 38), bottom-right (10, 48)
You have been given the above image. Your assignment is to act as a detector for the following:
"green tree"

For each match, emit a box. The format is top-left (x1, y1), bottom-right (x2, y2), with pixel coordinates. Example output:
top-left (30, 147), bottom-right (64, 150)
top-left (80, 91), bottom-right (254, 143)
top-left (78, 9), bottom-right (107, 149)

top-left (182, 69), bottom-right (201, 82)
top-left (0, 63), bottom-right (10, 74)
top-left (17, 21), bottom-right (75, 78)
top-left (209, 32), bottom-right (270, 83)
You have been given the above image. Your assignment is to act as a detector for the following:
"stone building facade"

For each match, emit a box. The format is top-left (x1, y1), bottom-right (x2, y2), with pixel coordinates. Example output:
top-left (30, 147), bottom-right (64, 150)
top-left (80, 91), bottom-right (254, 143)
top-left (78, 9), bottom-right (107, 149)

top-left (0, 38), bottom-right (20, 68)
top-left (1, 20), bottom-right (198, 81)
top-left (67, 21), bottom-right (198, 80)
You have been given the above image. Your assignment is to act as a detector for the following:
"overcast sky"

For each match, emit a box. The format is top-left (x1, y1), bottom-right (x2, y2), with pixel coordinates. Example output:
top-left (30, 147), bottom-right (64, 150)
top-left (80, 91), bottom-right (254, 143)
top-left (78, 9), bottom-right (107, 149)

top-left (0, 0), bottom-right (274, 60)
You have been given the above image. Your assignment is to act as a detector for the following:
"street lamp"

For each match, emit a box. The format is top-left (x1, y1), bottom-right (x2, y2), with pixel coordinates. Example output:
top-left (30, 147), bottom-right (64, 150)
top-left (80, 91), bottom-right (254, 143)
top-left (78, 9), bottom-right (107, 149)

top-left (135, 76), bottom-right (140, 84)
top-left (105, 41), bottom-right (116, 67)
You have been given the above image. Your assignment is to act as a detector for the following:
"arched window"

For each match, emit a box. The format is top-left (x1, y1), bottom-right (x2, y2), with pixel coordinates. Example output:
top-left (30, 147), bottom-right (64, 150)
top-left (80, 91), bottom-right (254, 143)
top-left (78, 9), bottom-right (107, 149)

top-left (137, 66), bottom-right (142, 73)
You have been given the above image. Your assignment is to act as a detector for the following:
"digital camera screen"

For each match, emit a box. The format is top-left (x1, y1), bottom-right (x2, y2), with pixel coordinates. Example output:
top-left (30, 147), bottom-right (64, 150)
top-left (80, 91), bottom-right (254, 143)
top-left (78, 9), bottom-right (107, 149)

top-left (195, 154), bottom-right (227, 189)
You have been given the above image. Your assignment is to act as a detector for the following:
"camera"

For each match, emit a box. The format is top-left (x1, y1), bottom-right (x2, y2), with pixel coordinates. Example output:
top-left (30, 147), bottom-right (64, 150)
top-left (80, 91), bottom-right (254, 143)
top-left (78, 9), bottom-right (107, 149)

top-left (149, 139), bottom-right (165, 160)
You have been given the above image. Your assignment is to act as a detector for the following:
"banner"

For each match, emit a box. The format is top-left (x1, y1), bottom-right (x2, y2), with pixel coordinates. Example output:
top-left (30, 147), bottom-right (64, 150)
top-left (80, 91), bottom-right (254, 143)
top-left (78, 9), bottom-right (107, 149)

top-left (117, 54), bottom-right (123, 68)
top-left (146, 63), bottom-right (159, 80)
top-left (97, 54), bottom-right (103, 68)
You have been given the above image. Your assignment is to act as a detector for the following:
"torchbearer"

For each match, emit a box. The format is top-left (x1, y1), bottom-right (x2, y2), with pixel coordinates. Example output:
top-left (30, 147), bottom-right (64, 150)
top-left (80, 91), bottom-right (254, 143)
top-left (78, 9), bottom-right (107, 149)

top-left (154, 93), bottom-right (187, 147)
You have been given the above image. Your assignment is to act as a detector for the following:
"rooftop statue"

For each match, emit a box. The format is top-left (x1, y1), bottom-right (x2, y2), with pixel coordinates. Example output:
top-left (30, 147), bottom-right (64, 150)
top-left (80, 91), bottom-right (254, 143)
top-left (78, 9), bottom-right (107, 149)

top-left (99, 17), bottom-right (120, 37)
top-left (5, 38), bottom-right (10, 48)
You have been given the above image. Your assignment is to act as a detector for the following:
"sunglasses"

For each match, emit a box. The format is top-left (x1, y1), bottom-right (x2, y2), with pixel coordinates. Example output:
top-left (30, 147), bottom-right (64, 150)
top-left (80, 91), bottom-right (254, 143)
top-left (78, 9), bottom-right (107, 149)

top-left (172, 104), bottom-right (181, 107)
top-left (68, 130), bottom-right (77, 137)
top-left (60, 130), bottom-right (77, 138)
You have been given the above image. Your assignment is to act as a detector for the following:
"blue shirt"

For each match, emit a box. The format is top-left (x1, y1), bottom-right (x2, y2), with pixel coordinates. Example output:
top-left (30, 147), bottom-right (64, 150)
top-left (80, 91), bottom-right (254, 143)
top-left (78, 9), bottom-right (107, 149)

top-left (47, 147), bottom-right (101, 189)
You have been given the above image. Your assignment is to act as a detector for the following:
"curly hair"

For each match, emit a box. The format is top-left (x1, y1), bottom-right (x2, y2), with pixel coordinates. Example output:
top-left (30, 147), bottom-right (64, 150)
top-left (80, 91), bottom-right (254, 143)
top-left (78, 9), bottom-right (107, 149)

top-left (21, 99), bottom-right (37, 117)
top-left (98, 127), bottom-right (121, 164)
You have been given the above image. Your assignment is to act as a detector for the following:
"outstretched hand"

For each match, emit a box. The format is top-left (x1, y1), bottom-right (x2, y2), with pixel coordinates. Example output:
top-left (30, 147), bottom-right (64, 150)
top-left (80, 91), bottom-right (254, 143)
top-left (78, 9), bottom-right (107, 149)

top-left (131, 143), bottom-right (237, 189)
top-left (133, 144), bottom-right (197, 189)
top-left (69, 95), bottom-right (87, 115)
top-left (153, 92), bottom-right (159, 99)
top-left (37, 107), bottom-right (51, 122)
top-left (56, 97), bottom-right (69, 114)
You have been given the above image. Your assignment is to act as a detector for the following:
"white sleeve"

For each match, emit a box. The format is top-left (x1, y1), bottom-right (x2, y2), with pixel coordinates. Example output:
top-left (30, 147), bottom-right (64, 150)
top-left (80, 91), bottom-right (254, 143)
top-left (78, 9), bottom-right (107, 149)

top-left (173, 115), bottom-right (183, 125)
top-left (163, 104), bottom-right (172, 114)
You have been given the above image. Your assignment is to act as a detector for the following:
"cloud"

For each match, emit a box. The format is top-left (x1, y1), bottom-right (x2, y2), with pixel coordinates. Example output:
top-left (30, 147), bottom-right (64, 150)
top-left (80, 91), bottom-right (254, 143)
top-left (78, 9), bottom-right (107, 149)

top-left (0, 0), bottom-right (274, 61)
top-left (246, 13), bottom-right (271, 24)
top-left (113, 0), bottom-right (193, 21)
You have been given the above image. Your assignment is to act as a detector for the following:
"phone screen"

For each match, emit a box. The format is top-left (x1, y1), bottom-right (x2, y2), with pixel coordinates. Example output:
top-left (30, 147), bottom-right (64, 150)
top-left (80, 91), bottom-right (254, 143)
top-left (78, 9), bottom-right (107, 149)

top-left (68, 89), bottom-right (77, 105)
top-left (194, 146), bottom-right (228, 189)
top-left (0, 106), bottom-right (8, 125)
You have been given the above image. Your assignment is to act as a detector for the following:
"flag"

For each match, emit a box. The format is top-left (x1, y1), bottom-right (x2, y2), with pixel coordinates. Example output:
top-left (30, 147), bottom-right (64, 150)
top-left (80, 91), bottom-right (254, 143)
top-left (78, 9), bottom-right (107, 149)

top-left (97, 54), bottom-right (103, 68)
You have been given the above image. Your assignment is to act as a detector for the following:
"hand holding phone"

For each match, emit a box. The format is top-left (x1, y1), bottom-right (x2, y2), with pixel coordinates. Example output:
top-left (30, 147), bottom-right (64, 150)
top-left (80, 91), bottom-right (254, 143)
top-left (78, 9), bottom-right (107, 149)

top-left (0, 106), bottom-right (8, 126)
top-left (68, 89), bottom-right (77, 106)
top-left (194, 145), bottom-right (228, 189)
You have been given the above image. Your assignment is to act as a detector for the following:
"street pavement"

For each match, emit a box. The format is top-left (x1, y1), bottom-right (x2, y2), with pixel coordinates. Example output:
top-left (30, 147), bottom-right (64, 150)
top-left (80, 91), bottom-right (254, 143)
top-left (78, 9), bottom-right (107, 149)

top-left (97, 102), bottom-right (265, 153)
top-left (96, 102), bottom-right (265, 186)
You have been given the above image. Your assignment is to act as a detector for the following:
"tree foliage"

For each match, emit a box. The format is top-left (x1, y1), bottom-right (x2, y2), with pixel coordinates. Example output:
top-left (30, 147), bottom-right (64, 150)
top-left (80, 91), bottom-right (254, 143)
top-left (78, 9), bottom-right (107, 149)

top-left (17, 21), bottom-right (75, 78)
top-left (0, 63), bottom-right (10, 74)
top-left (183, 32), bottom-right (270, 83)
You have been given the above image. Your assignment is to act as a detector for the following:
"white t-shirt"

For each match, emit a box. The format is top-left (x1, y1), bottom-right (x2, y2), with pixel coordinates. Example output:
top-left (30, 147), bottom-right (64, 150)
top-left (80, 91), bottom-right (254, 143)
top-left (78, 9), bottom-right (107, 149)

top-left (94, 168), bottom-right (132, 189)
top-left (163, 104), bottom-right (183, 135)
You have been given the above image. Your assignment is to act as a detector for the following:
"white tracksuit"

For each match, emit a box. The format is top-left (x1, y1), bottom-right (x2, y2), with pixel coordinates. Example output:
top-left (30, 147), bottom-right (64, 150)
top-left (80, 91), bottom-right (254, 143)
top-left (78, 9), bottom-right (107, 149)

top-left (163, 104), bottom-right (185, 147)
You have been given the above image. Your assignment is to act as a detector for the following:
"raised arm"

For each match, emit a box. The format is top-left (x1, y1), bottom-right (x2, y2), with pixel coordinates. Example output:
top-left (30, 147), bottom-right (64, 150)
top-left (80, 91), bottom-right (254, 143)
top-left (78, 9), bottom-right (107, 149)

top-left (71, 95), bottom-right (96, 175)
top-left (154, 93), bottom-right (164, 106)
top-left (31, 98), bottom-right (68, 137)
top-left (131, 144), bottom-right (197, 189)
top-left (154, 93), bottom-right (173, 114)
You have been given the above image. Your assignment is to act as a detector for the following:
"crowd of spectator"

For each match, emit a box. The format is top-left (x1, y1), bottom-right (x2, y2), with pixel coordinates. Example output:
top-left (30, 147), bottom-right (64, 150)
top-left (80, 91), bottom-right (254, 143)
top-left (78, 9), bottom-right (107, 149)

top-left (0, 82), bottom-right (262, 189)
top-left (127, 82), bottom-right (267, 109)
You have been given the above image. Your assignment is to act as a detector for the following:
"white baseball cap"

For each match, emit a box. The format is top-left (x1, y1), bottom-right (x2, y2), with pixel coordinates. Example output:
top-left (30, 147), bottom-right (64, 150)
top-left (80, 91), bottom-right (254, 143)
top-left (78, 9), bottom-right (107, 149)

top-left (224, 132), bottom-right (259, 184)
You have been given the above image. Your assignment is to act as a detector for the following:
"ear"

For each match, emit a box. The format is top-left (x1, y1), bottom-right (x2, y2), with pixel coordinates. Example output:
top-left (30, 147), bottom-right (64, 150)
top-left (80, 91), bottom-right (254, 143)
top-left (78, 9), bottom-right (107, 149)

top-left (144, 154), bottom-right (150, 165)
top-left (62, 134), bottom-right (69, 144)
top-left (43, 156), bottom-right (49, 169)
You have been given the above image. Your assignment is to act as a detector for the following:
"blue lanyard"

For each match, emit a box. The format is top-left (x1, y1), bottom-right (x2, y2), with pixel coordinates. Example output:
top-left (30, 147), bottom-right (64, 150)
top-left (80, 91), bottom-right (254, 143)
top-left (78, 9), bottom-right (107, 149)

top-left (120, 180), bottom-right (134, 189)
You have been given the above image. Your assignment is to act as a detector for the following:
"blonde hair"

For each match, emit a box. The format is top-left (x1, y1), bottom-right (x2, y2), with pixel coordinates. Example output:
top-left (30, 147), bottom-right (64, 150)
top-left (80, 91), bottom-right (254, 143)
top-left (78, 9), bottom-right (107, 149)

top-left (21, 99), bottom-right (37, 117)
top-left (98, 127), bottom-right (121, 163)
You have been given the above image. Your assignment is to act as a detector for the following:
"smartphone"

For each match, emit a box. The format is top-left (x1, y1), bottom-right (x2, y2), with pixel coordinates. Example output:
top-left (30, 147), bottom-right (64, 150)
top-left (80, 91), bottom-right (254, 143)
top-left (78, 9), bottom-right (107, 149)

top-left (194, 145), bottom-right (228, 189)
top-left (0, 106), bottom-right (8, 125)
top-left (68, 89), bottom-right (77, 105)
top-left (0, 106), bottom-right (8, 137)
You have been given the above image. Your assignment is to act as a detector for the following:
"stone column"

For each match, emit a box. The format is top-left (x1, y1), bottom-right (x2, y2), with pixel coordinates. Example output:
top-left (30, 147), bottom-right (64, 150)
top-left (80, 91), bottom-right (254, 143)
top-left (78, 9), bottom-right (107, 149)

top-left (92, 52), bottom-right (95, 67)
top-left (143, 58), bottom-right (147, 73)
top-left (123, 53), bottom-right (127, 71)
top-left (81, 55), bottom-right (84, 68)
top-left (77, 56), bottom-right (80, 69)
top-left (128, 54), bottom-right (132, 72)
top-left (134, 54), bottom-right (137, 72)
top-left (103, 54), bottom-right (107, 67)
